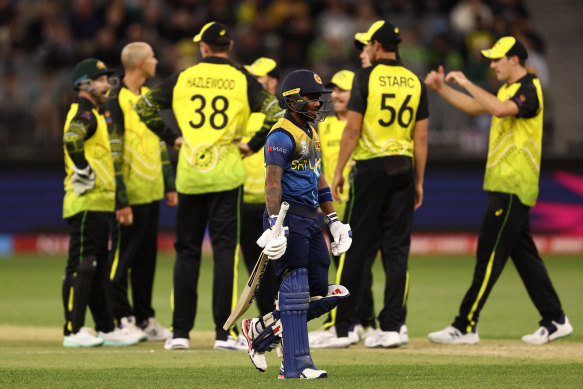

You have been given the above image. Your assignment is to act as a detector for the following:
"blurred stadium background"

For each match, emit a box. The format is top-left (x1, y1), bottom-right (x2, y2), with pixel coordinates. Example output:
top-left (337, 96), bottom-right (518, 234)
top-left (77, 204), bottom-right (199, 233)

top-left (0, 0), bottom-right (582, 256)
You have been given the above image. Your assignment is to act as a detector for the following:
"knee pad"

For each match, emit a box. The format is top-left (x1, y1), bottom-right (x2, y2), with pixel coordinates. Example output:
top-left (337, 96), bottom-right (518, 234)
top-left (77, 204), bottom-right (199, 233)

top-left (307, 284), bottom-right (350, 321)
top-left (279, 267), bottom-right (314, 378)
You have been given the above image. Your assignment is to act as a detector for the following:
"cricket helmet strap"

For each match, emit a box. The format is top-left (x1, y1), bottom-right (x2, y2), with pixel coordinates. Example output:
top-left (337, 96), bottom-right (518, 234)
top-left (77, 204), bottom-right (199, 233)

top-left (279, 69), bottom-right (332, 123)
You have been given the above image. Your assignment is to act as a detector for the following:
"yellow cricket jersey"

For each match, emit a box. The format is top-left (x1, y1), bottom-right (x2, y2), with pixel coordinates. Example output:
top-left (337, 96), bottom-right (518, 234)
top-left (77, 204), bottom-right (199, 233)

top-left (63, 99), bottom-right (115, 218)
top-left (318, 114), bottom-right (351, 219)
top-left (171, 61), bottom-right (251, 194)
top-left (347, 58), bottom-right (428, 161)
top-left (110, 85), bottom-right (166, 205)
top-left (242, 112), bottom-right (266, 204)
top-left (484, 74), bottom-right (543, 206)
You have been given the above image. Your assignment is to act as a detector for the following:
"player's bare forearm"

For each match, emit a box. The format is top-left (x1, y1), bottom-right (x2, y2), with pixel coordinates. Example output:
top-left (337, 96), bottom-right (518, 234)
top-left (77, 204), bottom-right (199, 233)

top-left (265, 164), bottom-right (283, 216)
top-left (413, 119), bottom-right (428, 209)
top-left (463, 81), bottom-right (519, 117)
top-left (436, 82), bottom-right (486, 116)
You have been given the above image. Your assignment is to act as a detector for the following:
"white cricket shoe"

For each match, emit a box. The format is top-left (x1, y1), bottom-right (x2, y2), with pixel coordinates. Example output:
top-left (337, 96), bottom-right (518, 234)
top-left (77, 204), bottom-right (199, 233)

top-left (214, 335), bottom-right (247, 350)
top-left (400, 323), bottom-right (409, 345)
top-left (241, 318), bottom-right (267, 372)
top-left (97, 327), bottom-right (142, 346)
top-left (140, 317), bottom-right (172, 341)
top-left (164, 337), bottom-right (189, 350)
top-left (63, 327), bottom-right (104, 347)
top-left (310, 325), bottom-right (358, 348)
top-left (428, 326), bottom-right (479, 344)
top-left (364, 329), bottom-right (401, 348)
top-left (351, 324), bottom-right (364, 344)
top-left (522, 315), bottom-right (573, 345)
top-left (119, 316), bottom-right (147, 342)
top-left (360, 326), bottom-right (376, 341)
top-left (278, 362), bottom-right (327, 379)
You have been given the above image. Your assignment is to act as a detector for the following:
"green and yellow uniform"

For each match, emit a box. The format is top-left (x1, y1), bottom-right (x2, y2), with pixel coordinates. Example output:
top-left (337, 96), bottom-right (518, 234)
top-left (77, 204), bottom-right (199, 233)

top-left (104, 82), bottom-right (176, 323)
top-left (334, 58), bottom-right (429, 337)
top-left (135, 56), bottom-right (280, 341)
top-left (63, 98), bottom-right (115, 218)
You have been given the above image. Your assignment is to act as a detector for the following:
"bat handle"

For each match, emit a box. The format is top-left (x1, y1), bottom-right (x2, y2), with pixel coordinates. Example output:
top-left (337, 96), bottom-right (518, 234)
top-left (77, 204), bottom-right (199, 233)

top-left (270, 201), bottom-right (289, 239)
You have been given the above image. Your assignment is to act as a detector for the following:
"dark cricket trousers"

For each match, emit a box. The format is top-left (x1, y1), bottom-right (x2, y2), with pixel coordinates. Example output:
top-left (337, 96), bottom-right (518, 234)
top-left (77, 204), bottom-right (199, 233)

top-left (109, 201), bottom-right (159, 323)
top-left (240, 202), bottom-right (277, 315)
top-left (63, 211), bottom-right (115, 335)
top-left (335, 157), bottom-right (414, 337)
top-left (172, 187), bottom-right (242, 340)
top-left (453, 191), bottom-right (564, 333)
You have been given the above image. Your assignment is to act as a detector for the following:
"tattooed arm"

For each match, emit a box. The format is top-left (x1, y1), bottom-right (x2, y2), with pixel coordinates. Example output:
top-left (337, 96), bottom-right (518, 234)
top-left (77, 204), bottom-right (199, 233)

top-left (265, 164), bottom-right (283, 215)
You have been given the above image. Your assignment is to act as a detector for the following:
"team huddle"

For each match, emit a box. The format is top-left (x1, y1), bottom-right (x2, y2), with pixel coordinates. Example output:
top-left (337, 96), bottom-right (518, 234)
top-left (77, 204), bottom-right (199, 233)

top-left (60, 18), bottom-right (573, 380)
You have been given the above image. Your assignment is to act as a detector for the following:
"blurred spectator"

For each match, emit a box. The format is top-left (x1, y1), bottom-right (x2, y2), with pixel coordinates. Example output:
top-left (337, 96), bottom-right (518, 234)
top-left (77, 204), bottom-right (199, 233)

top-left (450, 0), bottom-right (493, 36)
top-left (0, 69), bottom-right (31, 144)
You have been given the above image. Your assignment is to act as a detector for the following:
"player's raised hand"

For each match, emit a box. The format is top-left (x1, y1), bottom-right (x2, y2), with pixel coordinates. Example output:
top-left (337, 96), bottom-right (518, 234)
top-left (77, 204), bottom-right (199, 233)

top-left (424, 65), bottom-right (445, 91)
top-left (445, 71), bottom-right (470, 89)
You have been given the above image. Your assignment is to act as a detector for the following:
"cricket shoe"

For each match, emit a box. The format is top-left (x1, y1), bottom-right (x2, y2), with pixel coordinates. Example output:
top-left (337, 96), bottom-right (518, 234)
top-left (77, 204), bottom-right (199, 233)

top-left (360, 326), bottom-right (376, 341)
top-left (97, 327), bottom-right (142, 346)
top-left (364, 329), bottom-right (401, 348)
top-left (400, 323), bottom-right (409, 345)
top-left (428, 326), bottom-right (479, 344)
top-left (214, 335), bottom-right (247, 350)
top-left (164, 337), bottom-right (189, 350)
top-left (241, 318), bottom-right (267, 372)
top-left (278, 362), bottom-right (327, 379)
top-left (119, 316), bottom-right (147, 342)
top-left (63, 327), bottom-right (104, 347)
top-left (139, 317), bottom-right (172, 341)
top-left (310, 325), bottom-right (359, 348)
top-left (522, 315), bottom-right (573, 345)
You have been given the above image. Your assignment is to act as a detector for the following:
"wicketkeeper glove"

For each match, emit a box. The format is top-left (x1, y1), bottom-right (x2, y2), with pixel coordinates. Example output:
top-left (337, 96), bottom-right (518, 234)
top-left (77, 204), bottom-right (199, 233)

top-left (71, 164), bottom-right (95, 195)
top-left (325, 212), bottom-right (352, 256)
top-left (256, 215), bottom-right (289, 260)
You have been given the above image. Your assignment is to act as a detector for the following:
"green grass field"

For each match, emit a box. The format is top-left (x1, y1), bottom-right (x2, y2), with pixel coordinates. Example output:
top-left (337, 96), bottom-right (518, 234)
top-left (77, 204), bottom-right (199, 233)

top-left (1, 253), bottom-right (582, 388)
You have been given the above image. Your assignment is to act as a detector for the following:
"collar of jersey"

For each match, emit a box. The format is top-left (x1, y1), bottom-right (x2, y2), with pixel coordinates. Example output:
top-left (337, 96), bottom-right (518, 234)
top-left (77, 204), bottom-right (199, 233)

top-left (200, 56), bottom-right (233, 65)
top-left (375, 58), bottom-right (402, 66)
top-left (74, 96), bottom-right (97, 110)
top-left (284, 111), bottom-right (313, 138)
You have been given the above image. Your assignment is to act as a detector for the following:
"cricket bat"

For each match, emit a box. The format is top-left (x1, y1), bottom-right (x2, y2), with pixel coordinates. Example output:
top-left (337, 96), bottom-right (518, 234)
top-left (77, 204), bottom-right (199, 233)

top-left (223, 201), bottom-right (289, 330)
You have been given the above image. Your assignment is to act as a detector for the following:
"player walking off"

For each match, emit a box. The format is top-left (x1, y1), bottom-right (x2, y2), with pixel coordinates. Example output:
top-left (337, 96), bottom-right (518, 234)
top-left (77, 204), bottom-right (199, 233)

top-left (61, 58), bottom-right (144, 347)
top-left (135, 22), bottom-right (281, 350)
top-left (104, 42), bottom-right (175, 342)
top-left (331, 20), bottom-right (429, 349)
top-left (236, 57), bottom-right (281, 316)
top-left (425, 36), bottom-right (573, 345)
top-left (240, 69), bottom-right (352, 379)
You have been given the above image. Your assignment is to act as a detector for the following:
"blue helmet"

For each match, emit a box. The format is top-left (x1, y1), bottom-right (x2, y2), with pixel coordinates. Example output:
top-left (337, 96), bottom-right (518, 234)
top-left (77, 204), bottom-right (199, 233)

top-left (279, 69), bottom-right (332, 122)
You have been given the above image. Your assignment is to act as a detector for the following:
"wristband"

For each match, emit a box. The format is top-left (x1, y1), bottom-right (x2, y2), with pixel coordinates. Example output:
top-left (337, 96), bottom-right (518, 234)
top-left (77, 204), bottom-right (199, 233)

top-left (318, 187), bottom-right (333, 204)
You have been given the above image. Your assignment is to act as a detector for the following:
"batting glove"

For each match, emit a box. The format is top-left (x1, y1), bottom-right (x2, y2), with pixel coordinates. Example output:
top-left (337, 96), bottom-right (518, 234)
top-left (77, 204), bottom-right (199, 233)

top-left (71, 164), bottom-right (95, 195)
top-left (325, 212), bottom-right (352, 256)
top-left (256, 215), bottom-right (289, 260)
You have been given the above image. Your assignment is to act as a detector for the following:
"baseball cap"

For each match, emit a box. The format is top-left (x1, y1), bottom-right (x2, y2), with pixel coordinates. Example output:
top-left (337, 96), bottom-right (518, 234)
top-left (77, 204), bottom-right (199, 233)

top-left (193, 21), bottom-right (231, 46)
top-left (281, 69), bottom-right (331, 98)
top-left (362, 20), bottom-right (400, 46)
top-left (325, 70), bottom-right (355, 91)
top-left (244, 57), bottom-right (280, 79)
top-left (481, 36), bottom-right (528, 60)
top-left (354, 32), bottom-right (368, 49)
top-left (72, 58), bottom-right (114, 89)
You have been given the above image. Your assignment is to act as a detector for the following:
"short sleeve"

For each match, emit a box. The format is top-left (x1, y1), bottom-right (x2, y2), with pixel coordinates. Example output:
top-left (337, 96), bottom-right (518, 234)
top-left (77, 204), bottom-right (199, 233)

top-left (264, 130), bottom-right (294, 168)
top-left (511, 81), bottom-right (540, 119)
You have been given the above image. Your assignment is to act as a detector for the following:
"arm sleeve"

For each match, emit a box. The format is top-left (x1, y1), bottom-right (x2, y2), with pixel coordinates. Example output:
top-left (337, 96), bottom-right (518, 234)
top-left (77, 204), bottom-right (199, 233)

top-left (63, 109), bottom-right (97, 169)
top-left (134, 73), bottom-right (180, 146)
top-left (103, 96), bottom-right (129, 210)
top-left (159, 141), bottom-right (176, 193)
top-left (511, 81), bottom-right (540, 119)
top-left (264, 130), bottom-right (294, 168)
top-left (346, 68), bottom-right (371, 114)
top-left (416, 80), bottom-right (429, 121)
top-left (246, 74), bottom-right (284, 152)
